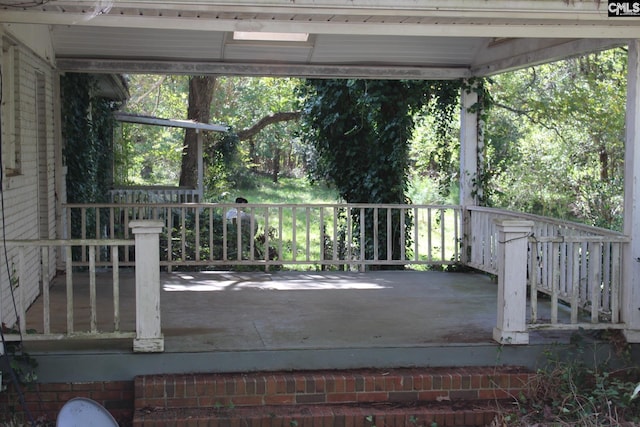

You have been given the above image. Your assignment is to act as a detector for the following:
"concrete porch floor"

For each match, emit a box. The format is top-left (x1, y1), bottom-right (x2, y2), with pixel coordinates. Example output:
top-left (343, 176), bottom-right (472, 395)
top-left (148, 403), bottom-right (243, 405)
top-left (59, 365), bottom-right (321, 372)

top-left (23, 269), bottom-right (591, 383)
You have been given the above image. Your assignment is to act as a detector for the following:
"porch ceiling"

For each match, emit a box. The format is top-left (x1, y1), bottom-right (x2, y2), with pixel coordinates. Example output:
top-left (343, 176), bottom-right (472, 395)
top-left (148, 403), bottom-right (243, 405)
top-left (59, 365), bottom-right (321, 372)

top-left (1, 1), bottom-right (636, 78)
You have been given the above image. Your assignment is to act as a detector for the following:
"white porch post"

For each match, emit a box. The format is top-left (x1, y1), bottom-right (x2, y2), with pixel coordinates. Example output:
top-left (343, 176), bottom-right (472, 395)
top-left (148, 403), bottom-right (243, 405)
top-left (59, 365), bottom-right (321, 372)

top-left (460, 81), bottom-right (480, 265)
top-left (130, 220), bottom-right (164, 352)
top-left (493, 220), bottom-right (533, 345)
top-left (459, 81), bottom-right (480, 207)
top-left (197, 129), bottom-right (203, 202)
top-left (622, 40), bottom-right (640, 342)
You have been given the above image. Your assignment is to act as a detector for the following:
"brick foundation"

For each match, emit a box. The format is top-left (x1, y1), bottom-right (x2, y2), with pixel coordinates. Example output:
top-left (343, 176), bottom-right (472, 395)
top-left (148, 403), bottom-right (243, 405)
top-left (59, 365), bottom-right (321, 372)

top-left (0, 380), bottom-right (134, 426)
top-left (134, 367), bottom-right (533, 426)
top-left (0, 367), bottom-right (534, 426)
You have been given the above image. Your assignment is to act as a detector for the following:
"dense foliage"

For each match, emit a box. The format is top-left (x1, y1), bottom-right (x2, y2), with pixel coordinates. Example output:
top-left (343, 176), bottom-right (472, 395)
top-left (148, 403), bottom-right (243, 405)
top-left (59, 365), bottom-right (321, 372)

top-left (114, 46), bottom-right (627, 233)
top-left (299, 79), bottom-right (460, 263)
top-left (118, 75), bottom-right (189, 185)
top-left (61, 73), bottom-right (121, 203)
top-left (121, 75), bottom-right (304, 198)
top-left (300, 79), bottom-right (460, 204)
top-left (484, 47), bottom-right (627, 230)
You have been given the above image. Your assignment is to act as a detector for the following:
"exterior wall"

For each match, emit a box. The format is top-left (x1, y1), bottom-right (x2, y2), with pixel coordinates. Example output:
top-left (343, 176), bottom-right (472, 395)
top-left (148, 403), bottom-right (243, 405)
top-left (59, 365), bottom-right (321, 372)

top-left (0, 27), bottom-right (58, 327)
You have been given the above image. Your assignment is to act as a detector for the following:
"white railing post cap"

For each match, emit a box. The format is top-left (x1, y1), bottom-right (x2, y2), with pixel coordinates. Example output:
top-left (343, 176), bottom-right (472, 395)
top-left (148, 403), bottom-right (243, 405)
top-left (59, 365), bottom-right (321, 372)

top-left (129, 220), bottom-right (164, 234)
top-left (493, 219), bottom-right (534, 232)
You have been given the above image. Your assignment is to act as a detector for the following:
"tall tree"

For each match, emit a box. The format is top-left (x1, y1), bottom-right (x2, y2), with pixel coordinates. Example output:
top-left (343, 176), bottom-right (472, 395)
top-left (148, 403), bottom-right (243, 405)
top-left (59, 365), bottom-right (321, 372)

top-left (180, 76), bottom-right (216, 188)
top-left (300, 79), bottom-right (460, 263)
top-left (485, 47), bottom-right (627, 229)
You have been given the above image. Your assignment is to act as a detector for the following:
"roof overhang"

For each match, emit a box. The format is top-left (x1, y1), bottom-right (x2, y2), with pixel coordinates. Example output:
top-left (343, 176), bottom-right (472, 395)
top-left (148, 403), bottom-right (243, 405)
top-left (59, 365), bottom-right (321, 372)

top-left (114, 112), bottom-right (228, 132)
top-left (1, 1), bottom-right (636, 79)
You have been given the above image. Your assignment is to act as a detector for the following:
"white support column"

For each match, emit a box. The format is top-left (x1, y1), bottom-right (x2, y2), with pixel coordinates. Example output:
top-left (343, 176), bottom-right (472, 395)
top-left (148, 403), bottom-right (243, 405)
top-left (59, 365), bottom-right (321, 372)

top-left (460, 81), bottom-right (480, 265)
top-left (130, 220), bottom-right (164, 352)
top-left (197, 129), bottom-right (203, 202)
top-left (459, 82), bottom-right (480, 207)
top-left (493, 220), bottom-right (533, 345)
top-left (622, 40), bottom-right (640, 342)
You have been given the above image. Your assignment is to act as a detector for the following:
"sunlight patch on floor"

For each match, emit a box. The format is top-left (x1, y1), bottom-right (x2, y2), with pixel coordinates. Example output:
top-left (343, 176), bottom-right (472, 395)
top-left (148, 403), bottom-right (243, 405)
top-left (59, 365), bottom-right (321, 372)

top-left (163, 272), bottom-right (389, 291)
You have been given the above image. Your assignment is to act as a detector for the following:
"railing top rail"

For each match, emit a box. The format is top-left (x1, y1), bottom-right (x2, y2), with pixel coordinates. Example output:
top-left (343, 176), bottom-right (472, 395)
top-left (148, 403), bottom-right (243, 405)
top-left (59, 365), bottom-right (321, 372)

top-left (111, 185), bottom-right (197, 191)
top-left (531, 235), bottom-right (630, 243)
top-left (64, 202), bottom-right (461, 209)
top-left (465, 206), bottom-right (626, 238)
top-left (4, 239), bottom-right (133, 246)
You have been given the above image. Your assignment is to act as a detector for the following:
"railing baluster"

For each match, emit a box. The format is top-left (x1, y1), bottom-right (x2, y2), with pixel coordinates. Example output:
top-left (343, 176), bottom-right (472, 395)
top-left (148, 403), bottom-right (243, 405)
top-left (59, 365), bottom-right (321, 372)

top-left (181, 207), bottom-right (187, 261)
top-left (264, 207), bottom-right (270, 270)
top-left (195, 206), bottom-right (201, 261)
top-left (611, 243), bottom-right (621, 323)
top-left (453, 209), bottom-right (460, 260)
top-left (413, 207), bottom-right (419, 262)
top-left (42, 246), bottom-right (51, 334)
top-left (319, 207), bottom-right (325, 265)
top-left (89, 246), bottom-right (97, 333)
top-left (66, 246), bottom-right (74, 334)
top-left (18, 247), bottom-right (26, 334)
top-left (360, 207), bottom-right (365, 268)
top-left (250, 207), bottom-right (256, 261)
top-left (551, 242), bottom-right (560, 324)
top-left (602, 242), bottom-right (612, 311)
top-left (571, 242), bottom-right (580, 324)
top-left (292, 206), bottom-right (297, 262)
top-left (223, 207), bottom-right (228, 260)
top-left (112, 246), bottom-right (120, 332)
top-left (440, 208), bottom-right (445, 262)
top-left (279, 207), bottom-right (284, 263)
top-left (529, 240), bottom-right (538, 323)
top-left (589, 243), bottom-right (602, 323)
top-left (81, 207), bottom-right (87, 263)
top-left (400, 207), bottom-right (406, 262)
top-left (332, 206), bottom-right (338, 262)
top-left (386, 207), bottom-right (392, 261)
top-left (580, 241), bottom-right (589, 306)
top-left (427, 207), bottom-right (433, 263)
top-left (347, 206), bottom-right (352, 264)
top-left (209, 207), bottom-right (214, 261)
top-left (306, 207), bottom-right (311, 262)
top-left (373, 207), bottom-right (379, 262)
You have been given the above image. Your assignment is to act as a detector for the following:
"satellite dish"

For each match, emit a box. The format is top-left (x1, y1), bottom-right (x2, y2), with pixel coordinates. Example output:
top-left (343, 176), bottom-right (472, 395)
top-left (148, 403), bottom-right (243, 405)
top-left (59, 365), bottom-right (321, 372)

top-left (56, 397), bottom-right (118, 427)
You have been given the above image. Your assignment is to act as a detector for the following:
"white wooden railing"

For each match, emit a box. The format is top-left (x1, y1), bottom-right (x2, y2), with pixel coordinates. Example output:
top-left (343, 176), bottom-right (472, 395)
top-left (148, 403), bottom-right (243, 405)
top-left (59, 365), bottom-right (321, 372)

top-left (109, 186), bottom-right (200, 203)
top-left (5, 203), bottom-right (630, 348)
top-left (2, 239), bottom-right (135, 343)
top-left (466, 206), bottom-right (629, 330)
top-left (64, 203), bottom-right (462, 270)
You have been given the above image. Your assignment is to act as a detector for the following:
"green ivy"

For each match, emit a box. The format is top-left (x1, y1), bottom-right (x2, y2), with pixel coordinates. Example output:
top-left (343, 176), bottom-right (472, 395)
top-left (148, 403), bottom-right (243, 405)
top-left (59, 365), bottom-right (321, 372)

top-left (61, 73), bottom-right (121, 205)
top-left (299, 79), bottom-right (461, 266)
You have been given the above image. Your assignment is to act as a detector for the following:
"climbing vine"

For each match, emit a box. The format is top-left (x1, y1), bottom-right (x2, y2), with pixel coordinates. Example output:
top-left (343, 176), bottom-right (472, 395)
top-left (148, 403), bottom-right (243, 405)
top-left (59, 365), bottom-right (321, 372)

top-left (299, 79), bottom-right (461, 265)
top-left (61, 73), bottom-right (122, 205)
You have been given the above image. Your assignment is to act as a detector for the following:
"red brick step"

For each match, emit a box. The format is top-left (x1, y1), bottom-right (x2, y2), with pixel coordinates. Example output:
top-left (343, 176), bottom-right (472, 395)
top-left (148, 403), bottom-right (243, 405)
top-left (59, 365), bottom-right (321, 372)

top-left (133, 367), bottom-right (532, 427)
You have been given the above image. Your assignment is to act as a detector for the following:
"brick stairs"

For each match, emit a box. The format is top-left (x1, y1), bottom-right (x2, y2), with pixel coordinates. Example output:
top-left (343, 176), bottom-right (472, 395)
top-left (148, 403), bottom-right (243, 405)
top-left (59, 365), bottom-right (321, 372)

top-left (132, 367), bottom-right (533, 426)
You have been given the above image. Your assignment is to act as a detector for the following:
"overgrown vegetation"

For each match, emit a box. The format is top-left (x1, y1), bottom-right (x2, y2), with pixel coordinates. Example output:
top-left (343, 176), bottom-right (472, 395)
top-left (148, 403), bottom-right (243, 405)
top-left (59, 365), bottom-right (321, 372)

top-left (299, 79), bottom-right (461, 264)
top-left (61, 73), bottom-right (122, 204)
top-left (116, 48), bottom-right (628, 234)
top-left (484, 47), bottom-right (627, 230)
top-left (495, 330), bottom-right (640, 426)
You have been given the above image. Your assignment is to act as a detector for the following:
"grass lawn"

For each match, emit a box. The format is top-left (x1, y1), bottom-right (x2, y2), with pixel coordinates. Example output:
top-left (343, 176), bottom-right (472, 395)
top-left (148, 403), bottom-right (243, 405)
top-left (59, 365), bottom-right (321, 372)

top-left (229, 175), bottom-right (341, 204)
top-left (227, 175), bottom-right (459, 270)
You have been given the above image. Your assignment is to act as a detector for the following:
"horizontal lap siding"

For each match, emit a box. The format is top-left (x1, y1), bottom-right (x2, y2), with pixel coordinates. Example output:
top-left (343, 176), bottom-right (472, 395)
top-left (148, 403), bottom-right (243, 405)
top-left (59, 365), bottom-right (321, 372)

top-left (0, 35), bottom-right (57, 327)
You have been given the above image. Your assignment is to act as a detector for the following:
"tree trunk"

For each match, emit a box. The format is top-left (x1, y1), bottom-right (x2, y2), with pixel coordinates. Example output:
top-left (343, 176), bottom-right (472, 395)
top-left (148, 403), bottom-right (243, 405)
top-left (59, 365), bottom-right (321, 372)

top-left (273, 147), bottom-right (280, 183)
top-left (179, 76), bottom-right (216, 188)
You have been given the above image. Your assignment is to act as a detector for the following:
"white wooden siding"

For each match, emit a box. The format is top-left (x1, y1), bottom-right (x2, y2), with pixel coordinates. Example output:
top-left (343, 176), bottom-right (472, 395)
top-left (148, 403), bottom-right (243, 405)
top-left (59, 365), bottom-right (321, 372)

top-left (0, 32), bottom-right (57, 328)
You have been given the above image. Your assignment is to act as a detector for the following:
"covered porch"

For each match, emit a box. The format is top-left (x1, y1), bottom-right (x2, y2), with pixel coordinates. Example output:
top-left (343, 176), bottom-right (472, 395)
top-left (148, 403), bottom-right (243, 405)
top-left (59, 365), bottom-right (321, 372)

top-left (4, 202), bottom-right (629, 382)
top-left (23, 268), bottom-right (588, 384)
